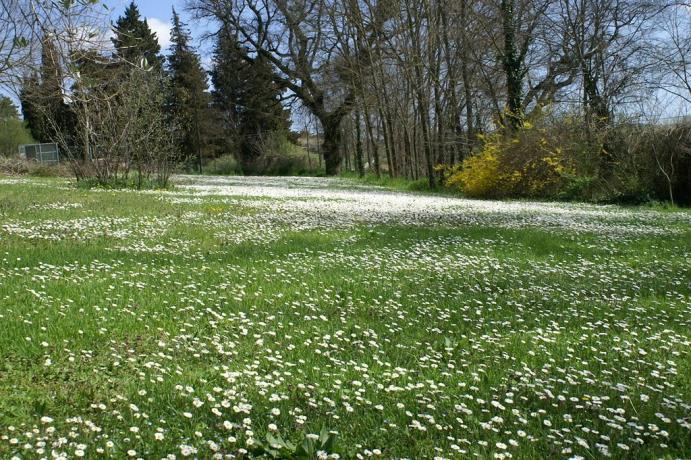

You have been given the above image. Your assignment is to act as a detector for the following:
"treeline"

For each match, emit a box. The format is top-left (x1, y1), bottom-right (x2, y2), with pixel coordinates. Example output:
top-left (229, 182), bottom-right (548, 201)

top-left (188, 0), bottom-right (691, 203)
top-left (9, 1), bottom-right (296, 187)
top-left (2, 0), bottom-right (690, 202)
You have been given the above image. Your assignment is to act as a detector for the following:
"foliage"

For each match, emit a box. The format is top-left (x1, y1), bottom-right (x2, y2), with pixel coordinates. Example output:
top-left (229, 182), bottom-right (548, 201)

top-left (205, 154), bottom-right (241, 175)
top-left (0, 97), bottom-right (19, 119)
top-left (606, 123), bottom-right (691, 205)
top-left (166, 8), bottom-right (210, 166)
top-left (443, 110), bottom-right (691, 204)
top-left (248, 426), bottom-right (354, 459)
top-left (445, 115), bottom-right (573, 199)
top-left (240, 133), bottom-right (314, 176)
top-left (111, 1), bottom-right (162, 69)
top-left (210, 29), bottom-right (291, 171)
top-left (0, 97), bottom-right (34, 157)
top-left (61, 59), bottom-right (175, 189)
top-left (19, 37), bottom-right (74, 144)
top-left (445, 147), bottom-right (513, 198)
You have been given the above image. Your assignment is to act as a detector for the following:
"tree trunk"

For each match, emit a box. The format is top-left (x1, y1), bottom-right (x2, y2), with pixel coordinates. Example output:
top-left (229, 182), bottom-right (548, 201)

top-left (355, 110), bottom-right (365, 177)
top-left (363, 105), bottom-right (381, 178)
top-left (460, 0), bottom-right (474, 157)
top-left (501, 0), bottom-right (523, 130)
top-left (321, 115), bottom-right (343, 176)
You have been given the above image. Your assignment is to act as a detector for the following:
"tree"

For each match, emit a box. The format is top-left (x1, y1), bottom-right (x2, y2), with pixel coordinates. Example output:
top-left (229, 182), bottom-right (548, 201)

top-left (500, 0), bottom-right (523, 130)
top-left (11, 0), bottom-right (174, 185)
top-left (0, 96), bottom-right (19, 119)
top-left (112, 1), bottom-right (162, 70)
top-left (189, 0), bottom-right (391, 175)
top-left (210, 28), bottom-right (290, 171)
top-left (0, 96), bottom-right (33, 157)
top-left (19, 35), bottom-right (73, 143)
top-left (167, 8), bottom-right (209, 171)
top-left (654, 4), bottom-right (691, 103)
top-left (0, 0), bottom-right (30, 88)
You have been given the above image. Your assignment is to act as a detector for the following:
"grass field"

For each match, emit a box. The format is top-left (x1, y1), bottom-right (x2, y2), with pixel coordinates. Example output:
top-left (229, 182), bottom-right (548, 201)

top-left (0, 175), bottom-right (689, 459)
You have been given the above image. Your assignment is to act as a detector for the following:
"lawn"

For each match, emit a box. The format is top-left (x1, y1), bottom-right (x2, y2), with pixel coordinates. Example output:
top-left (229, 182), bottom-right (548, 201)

top-left (0, 175), bottom-right (689, 459)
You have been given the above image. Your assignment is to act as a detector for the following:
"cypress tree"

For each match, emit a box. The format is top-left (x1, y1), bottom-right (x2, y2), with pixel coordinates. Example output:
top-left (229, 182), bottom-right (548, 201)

top-left (20, 35), bottom-right (72, 143)
top-left (112, 1), bottom-right (162, 70)
top-left (167, 8), bottom-right (209, 169)
top-left (20, 73), bottom-right (41, 140)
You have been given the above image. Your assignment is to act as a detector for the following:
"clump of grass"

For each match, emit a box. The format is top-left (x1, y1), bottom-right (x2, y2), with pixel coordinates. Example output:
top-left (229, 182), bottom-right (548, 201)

top-left (340, 171), bottom-right (463, 196)
top-left (74, 176), bottom-right (173, 191)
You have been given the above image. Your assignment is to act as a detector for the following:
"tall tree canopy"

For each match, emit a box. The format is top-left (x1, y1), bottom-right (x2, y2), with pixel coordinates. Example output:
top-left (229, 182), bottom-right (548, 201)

top-left (189, 0), bottom-right (390, 175)
top-left (167, 8), bottom-right (209, 168)
top-left (20, 35), bottom-right (71, 143)
top-left (210, 29), bottom-right (290, 170)
top-left (0, 96), bottom-right (34, 157)
top-left (112, 1), bottom-right (162, 70)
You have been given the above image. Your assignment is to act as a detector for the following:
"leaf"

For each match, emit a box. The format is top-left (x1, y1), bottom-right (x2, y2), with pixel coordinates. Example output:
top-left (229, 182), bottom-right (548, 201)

top-left (319, 425), bottom-right (330, 446)
top-left (265, 432), bottom-right (287, 450)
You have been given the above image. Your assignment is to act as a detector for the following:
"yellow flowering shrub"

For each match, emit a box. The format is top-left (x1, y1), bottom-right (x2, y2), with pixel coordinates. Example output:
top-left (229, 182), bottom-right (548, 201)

top-left (445, 144), bottom-right (518, 198)
top-left (445, 117), bottom-right (574, 199)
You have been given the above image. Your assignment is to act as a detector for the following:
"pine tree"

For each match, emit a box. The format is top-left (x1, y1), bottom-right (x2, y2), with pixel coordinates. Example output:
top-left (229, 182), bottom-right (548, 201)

top-left (112, 1), bottom-right (162, 70)
top-left (210, 29), bottom-right (290, 169)
top-left (167, 8), bottom-right (209, 169)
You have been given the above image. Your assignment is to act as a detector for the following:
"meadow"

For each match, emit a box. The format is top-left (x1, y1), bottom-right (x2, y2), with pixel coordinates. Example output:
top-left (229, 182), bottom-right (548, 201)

top-left (0, 175), bottom-right (689, 460)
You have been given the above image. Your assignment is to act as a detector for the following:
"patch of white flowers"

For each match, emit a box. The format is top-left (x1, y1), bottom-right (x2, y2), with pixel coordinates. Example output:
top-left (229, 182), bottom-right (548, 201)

top-left (0, 176), bottom-right (689, 459)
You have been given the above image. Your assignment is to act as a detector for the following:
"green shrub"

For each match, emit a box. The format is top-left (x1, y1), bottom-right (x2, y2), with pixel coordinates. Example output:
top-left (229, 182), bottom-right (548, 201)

top-left (206, 154), bottom-right (241, 175)
top-left (0, 98), bottom-right (34, 157)
top-left (240, 133), bottom-right (319, 176)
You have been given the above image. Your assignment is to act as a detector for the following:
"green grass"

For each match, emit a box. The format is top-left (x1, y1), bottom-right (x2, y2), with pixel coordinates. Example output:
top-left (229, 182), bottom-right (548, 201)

top-left (0, 176), bottom-right (689, 459)
top-left (338, 171), bottom-right (456, 195)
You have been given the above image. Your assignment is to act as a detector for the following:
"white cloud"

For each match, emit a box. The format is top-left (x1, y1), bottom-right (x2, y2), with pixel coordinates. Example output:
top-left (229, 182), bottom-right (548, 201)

top-left (146, 17), bottom-right (171, 50)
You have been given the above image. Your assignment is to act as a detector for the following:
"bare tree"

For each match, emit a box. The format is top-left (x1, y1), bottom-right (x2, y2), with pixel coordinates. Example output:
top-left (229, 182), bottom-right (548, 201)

top-left (188, 0), bottom-right (394, 175)
top-left (656, 4), bottom-right (691, 104)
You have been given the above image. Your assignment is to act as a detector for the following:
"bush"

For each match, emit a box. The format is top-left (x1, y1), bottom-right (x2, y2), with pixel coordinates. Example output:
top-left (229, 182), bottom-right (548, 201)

top-left (205, 154), bottom-right (241, 175)
top-left (241, 132), bottom-right (317, 176)
top-left (445, 148), bottom-right (513, 198)
top-left (445, 116), bottom-right (574, 199)
top-left (0, 103), bottom-right (34, 157)
top-left (606, 123), bottom-right (691, 205)
top-left (443, 109), bottom-right (691, 204)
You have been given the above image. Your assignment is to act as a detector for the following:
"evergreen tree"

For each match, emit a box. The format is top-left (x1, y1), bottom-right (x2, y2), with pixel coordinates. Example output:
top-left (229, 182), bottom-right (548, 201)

top-left (20, 36), bottom-right (72, 143)
top-left (112, 1), bottom-right (162, 70)
top-left (0, 97), bottom-right (34, 157)
top-left (167, 8), bottom-right (209, 169)
top-left (0, 97), bottom-right (19, 120)
top-left (19, 73), bottom-right (40, 138)
top-left (210, 29), bottom-right (290, 169)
